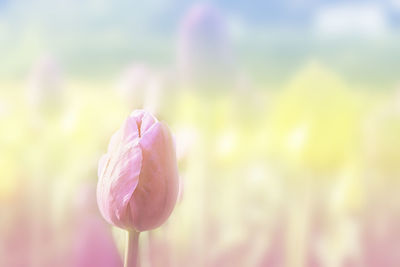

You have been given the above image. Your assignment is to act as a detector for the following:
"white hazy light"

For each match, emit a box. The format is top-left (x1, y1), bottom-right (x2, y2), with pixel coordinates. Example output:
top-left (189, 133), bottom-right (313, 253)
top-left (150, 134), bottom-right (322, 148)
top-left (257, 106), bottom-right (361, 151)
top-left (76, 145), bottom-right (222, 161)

top-left (314, 3), bottom-right (388, 38)
top-left (287, 123), bottom-right (308, 153)
top-left (391, 0), bottom-right (400, 9)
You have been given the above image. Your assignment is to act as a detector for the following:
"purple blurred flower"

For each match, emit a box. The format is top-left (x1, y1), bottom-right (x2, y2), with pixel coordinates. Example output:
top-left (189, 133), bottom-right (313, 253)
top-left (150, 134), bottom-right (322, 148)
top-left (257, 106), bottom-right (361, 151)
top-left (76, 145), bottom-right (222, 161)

top-left (70, 183), bottom-right (122, 267)
top-left (177, 3), bottom-right (234, 87)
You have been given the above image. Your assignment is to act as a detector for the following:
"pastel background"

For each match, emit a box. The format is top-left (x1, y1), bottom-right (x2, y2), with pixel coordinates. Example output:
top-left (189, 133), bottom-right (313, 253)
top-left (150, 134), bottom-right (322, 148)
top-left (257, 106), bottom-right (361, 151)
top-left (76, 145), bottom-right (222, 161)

top-left (1, 1), bottom-right (400, 266)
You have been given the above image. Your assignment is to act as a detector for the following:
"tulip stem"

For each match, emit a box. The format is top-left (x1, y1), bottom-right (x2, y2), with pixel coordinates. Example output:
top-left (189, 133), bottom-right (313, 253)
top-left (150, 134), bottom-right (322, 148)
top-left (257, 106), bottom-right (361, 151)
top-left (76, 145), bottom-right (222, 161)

top-left (124, 230), bottom-right (140, 267)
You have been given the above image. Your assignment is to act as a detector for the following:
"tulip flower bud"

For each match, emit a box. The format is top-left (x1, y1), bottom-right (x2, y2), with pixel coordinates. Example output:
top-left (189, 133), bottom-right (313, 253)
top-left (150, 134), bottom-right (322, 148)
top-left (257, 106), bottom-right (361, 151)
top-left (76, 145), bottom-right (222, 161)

top-left (97, 110), bottom-right (179, 232)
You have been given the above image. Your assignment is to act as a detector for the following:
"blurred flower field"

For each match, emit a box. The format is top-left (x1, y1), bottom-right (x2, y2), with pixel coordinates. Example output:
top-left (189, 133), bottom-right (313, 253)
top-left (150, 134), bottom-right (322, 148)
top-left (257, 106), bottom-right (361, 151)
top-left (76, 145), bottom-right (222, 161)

top-left (1, 1), bottom-right (400, 267)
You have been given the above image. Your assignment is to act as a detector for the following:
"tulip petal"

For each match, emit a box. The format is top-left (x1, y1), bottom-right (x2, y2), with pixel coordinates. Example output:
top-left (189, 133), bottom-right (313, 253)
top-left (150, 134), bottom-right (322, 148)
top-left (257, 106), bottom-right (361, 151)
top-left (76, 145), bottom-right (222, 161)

top-left (130, 109), bottom-right (158, 136)
top-left (129, 122), bottom-right (179, 231)
top-left (97, 143), bottom-right (143, 228)
top-left (98, 154), bottom-right (109, 179)
top-left (107, 116), bottom-right (141, 153)
top-left (107, 129), bottom-right (121, 153)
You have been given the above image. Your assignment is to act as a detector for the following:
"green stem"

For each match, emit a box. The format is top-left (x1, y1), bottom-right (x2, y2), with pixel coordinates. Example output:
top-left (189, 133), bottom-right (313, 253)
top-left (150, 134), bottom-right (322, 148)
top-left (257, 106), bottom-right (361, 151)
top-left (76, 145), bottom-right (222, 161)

top-left (124, 230), bottom-right (140, 267)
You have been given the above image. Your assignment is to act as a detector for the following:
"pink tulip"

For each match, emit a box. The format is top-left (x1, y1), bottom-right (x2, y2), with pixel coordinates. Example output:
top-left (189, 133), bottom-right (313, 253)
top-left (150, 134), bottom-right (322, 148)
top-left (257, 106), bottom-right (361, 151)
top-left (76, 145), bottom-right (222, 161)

top-left (97, 110), bottom-right (179, 266)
